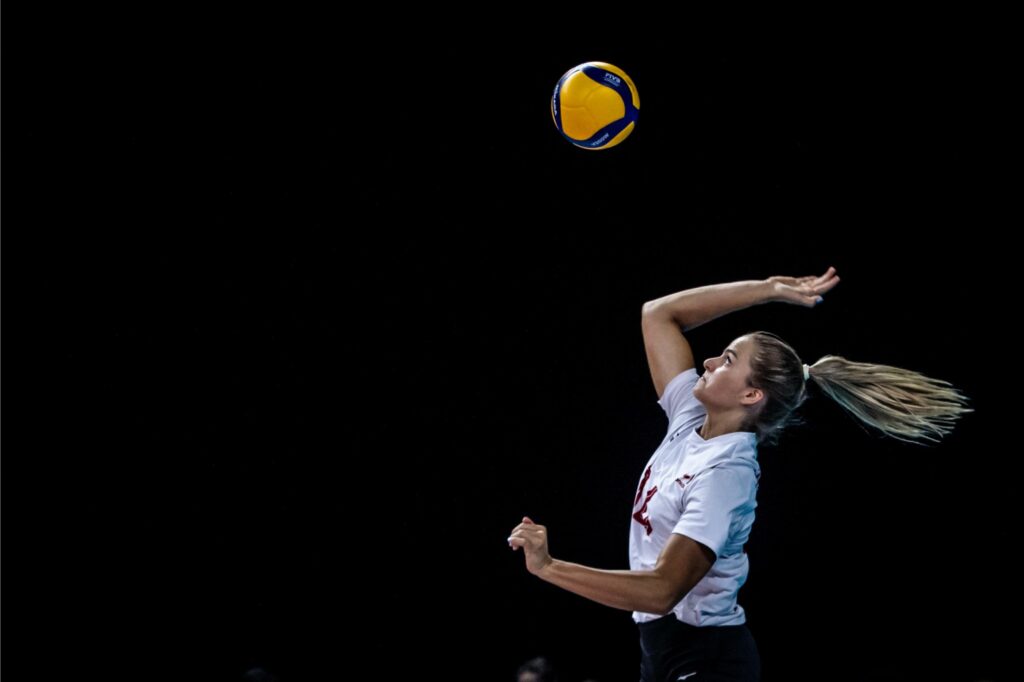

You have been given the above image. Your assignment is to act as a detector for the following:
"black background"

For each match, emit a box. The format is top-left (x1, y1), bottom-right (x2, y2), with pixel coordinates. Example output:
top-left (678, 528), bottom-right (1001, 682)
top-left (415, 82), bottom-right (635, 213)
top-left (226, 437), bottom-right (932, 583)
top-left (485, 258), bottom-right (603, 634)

top-left (16, 21), bottom-right (1016, 682)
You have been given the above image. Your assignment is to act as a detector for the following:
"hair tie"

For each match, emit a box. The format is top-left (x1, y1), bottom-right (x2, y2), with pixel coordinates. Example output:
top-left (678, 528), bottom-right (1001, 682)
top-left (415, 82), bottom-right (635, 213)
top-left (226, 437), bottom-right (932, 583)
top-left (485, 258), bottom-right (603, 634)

top-left (802, 363), bottom-right (811, 381)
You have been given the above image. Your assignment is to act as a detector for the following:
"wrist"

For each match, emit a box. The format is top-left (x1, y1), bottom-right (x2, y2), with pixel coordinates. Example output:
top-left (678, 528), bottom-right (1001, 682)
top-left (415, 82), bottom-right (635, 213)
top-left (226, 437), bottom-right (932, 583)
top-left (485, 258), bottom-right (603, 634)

top-left (761, 278), bottom-right (781, 303)
top-left (533, 556), bottom-right (557, 579)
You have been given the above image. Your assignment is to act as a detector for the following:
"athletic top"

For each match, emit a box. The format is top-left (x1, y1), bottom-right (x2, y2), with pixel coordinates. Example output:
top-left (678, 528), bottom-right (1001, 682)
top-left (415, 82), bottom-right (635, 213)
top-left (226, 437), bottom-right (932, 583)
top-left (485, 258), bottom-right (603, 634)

top-left (629, 368), bottom-right (760, 626)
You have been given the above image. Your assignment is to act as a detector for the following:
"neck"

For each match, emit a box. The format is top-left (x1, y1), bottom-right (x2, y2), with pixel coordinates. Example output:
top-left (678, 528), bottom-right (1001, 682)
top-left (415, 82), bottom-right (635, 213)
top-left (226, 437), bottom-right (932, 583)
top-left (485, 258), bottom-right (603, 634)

top-left (699, 411), bottom-right (751, 440)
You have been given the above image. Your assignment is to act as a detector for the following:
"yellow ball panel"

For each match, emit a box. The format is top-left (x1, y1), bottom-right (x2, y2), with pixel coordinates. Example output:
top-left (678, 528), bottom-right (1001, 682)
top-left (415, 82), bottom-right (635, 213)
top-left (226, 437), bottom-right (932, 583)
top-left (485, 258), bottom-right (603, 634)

top-left (582, 85), bottom-right (626, 125)
top-left (559, 71), bottom-right (626, 141)
top-left (558, 72), bottom-right (602, 107)
top-left (561, 105), bottom-right (600, 140)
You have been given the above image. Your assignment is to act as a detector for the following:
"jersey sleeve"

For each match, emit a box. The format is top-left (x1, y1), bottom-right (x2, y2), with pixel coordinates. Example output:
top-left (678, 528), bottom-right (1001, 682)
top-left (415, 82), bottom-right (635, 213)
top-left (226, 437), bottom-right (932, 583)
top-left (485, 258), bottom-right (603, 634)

top-left (657, 368), bottom-right (706, 431)
top-left (671, 465), bottom-right (757, 558)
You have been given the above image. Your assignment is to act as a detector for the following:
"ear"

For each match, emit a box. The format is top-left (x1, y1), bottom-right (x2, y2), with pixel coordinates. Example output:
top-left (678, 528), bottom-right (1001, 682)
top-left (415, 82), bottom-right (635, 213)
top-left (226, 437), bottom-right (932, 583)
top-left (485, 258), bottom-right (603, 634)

top-left (740, 387), bottom-right (764, 407)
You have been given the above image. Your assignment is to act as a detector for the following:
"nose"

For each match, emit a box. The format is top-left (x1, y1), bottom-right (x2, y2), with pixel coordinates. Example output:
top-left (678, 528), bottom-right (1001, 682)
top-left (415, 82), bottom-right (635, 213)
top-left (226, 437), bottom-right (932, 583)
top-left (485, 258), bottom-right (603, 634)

top-left (703, 357), bottom-right (716, 372)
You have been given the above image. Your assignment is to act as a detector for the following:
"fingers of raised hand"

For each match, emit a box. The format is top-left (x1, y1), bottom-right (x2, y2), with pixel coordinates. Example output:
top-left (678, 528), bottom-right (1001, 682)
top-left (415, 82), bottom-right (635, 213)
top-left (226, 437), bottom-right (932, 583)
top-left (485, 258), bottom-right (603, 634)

top-left (799, 267), bottom-right (840, 300)
top-left (815, 273), bottom-right (840, 294)
top-left (801, 293), bottom-right (822, 307)
top-left (813, 266), bottom-right (839, 287)
top-left (510, 521), bottom-right (546, 534)
top-left (508, 525), bottom-right (546, 549)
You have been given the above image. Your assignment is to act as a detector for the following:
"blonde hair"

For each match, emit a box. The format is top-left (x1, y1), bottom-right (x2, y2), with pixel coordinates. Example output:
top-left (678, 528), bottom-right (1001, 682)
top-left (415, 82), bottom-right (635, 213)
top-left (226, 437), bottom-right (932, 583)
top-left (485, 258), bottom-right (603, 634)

top-left (748, 332), bottom-right (971, 445)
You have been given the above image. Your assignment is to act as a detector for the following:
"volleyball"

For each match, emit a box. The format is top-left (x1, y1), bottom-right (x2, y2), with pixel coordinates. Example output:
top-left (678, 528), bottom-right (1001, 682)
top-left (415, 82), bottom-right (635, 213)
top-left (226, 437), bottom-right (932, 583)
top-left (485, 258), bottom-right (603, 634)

top-left (551, 62), bottom-right (640, 150)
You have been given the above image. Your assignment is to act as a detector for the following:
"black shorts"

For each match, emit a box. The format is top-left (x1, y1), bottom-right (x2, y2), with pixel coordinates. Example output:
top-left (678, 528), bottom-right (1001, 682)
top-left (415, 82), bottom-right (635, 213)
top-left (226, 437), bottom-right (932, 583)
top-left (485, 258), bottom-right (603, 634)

top-left (638, 614), bottom-right (760, 682)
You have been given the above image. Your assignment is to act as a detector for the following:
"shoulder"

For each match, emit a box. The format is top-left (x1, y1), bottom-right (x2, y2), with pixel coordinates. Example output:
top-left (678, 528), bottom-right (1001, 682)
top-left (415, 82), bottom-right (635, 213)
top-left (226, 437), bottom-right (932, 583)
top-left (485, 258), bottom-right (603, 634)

top-left (698, 434), bottom-right (759, 473)
top-left (691, 458), bottom-right (759, 497)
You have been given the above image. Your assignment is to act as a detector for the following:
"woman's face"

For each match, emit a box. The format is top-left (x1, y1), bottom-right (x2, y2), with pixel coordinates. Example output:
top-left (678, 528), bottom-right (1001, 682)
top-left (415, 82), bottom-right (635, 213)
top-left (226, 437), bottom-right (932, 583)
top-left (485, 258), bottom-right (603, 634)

top-left (694, 335), bottom-right (761, 410)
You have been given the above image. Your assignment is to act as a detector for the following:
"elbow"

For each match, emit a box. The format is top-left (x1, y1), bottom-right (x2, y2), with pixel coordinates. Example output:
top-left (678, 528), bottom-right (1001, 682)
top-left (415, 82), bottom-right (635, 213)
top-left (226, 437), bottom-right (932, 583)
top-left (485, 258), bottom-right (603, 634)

top-left (642, 300), bottom-right (672, 324)
top-left (651, 583), bottom-right (690, 616)
top-left (642, 299), bottom-right (681, 326)
top-left (651, 596), bottom-right (680, 617)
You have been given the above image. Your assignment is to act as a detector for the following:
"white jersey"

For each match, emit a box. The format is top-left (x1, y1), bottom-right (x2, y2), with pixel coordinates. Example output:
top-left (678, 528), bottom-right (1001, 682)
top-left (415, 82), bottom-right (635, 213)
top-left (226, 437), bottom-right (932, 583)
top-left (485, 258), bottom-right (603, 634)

top-left (629, 368), bottom-right (760, 626)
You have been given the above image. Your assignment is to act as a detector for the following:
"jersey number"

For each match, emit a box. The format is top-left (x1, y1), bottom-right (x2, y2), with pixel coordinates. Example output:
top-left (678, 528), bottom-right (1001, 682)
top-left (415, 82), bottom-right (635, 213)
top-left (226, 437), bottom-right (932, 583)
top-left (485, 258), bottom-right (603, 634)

top-left (633, 465), bottom-right (658, 536)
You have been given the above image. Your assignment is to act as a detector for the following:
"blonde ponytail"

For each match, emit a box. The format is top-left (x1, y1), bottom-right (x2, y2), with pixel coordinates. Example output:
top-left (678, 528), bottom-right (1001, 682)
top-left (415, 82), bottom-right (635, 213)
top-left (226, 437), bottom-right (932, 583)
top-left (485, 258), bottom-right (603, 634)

top-left (748, 332), bottom-right (970, 445)
top-left (807, 355), bottom-right (971, 444)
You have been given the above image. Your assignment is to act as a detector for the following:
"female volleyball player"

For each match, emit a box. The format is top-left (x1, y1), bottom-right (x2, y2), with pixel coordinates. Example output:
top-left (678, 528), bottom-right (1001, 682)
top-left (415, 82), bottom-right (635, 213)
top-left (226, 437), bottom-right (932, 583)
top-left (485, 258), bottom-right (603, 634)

top-left (508, 267), bottom-right (969, 681)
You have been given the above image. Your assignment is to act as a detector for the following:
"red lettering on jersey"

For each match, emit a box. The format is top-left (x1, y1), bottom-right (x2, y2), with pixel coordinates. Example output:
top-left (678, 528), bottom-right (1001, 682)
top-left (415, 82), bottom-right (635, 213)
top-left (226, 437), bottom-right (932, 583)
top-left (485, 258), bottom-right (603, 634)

top-left (632, 485), bottom-right (658, 536)
top-left (634, 466), bottom-right (652, 506)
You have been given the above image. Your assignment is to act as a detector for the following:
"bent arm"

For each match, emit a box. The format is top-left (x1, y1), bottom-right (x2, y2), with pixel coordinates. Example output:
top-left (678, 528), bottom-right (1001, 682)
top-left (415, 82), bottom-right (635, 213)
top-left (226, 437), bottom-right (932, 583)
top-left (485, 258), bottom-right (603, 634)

top-left (642, 279), bottom-right (775, 332)
top-left (641, 280), bottom-right (774, 397)
top-left (534, 534), bottom-right (714, 615)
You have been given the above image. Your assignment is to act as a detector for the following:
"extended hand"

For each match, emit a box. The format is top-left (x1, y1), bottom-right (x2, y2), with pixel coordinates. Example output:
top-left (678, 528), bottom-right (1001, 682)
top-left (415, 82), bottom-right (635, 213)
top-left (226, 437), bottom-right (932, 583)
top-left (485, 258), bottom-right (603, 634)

top-left (768, 266), bottom-right (840, 307)
top-left (508, 516), bottom-right (553, 575)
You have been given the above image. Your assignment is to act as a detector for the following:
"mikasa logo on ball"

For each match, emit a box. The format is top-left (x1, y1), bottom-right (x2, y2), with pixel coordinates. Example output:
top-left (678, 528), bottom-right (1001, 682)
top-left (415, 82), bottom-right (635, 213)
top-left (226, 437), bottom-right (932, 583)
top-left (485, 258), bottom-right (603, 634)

top-left (603, 73), bottom-right (621, 86)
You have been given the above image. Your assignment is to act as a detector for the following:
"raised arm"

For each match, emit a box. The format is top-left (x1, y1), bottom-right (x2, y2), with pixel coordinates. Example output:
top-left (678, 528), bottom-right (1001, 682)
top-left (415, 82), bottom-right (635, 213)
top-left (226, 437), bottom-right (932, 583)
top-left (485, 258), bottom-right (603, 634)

top-left (641, 268), bottom-right (838, 398)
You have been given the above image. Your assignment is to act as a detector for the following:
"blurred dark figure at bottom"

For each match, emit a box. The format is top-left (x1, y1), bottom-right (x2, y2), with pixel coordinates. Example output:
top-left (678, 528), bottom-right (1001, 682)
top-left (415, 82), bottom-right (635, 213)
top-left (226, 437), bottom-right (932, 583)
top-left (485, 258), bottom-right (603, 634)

top-left (517, 656), bottom-right (559, 682)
